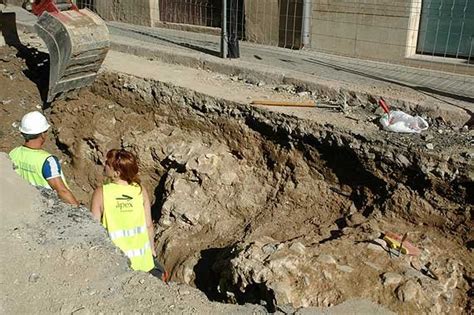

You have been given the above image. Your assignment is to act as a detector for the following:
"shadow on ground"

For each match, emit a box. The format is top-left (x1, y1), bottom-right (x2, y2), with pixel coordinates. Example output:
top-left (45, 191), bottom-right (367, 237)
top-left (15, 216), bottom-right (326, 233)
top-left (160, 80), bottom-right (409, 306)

top-left (1, 11), bottom-right (50, 103)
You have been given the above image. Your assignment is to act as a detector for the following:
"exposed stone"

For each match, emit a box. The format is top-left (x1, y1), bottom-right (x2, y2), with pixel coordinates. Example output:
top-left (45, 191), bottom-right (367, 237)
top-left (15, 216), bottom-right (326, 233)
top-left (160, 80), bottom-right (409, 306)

top-left (395, 154), bottom-right (411, 168)
top-left (396, 280), bottom-right (420, 302)
top-left (220, 171), bottom-right (238, 185)
top-left (348, 203), bottom-right (358, 214)
top-left (274, 84), bottom-right (295, 93)
top-left (367, 243), bottom-right (385, 252)
top-left (336, 265), bottom-right (354, 273)
top-left (317, 254), bottom-right (337, 265)
top-left (382, 272), bottom-right (403, 286)
top-left (341, 227), bottom-right (352, 235)
top-left (28, 273), bottom-right (40, 283)
top-left (262, 243), bottom-right (277, 255)
top-left (422, 134), bottom-right (434, 141)
top-left (289, 242), bottom-right (306, 255)
top-left (346, 212), bottom-right (366, 226)
top-left (244, 77), bottom-right (260, 85)
top-left (403, 267), bottom-right (424, 279)
top-left (364, 262), bottom-right (382, 271)
top-left (322, 270), bottom-right (333, 280)
top-left (276, 303), bottom-right (297, 314)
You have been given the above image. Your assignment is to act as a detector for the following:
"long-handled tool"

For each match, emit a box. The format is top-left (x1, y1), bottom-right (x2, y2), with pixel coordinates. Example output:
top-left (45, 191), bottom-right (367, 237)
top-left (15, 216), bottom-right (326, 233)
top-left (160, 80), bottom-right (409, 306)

top-left (397, 232), bottom-right (408, 257)
top-left (251, 100), bottom-right (316, 108)
top-left (379, 98), bottom-right (391, 114)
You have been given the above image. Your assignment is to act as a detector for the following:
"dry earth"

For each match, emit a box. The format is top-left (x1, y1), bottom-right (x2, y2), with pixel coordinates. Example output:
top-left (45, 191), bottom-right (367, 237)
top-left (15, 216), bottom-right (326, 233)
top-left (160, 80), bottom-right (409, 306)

top-left (0, 152), bottom-right (269, 314)
top-left (0, 39), bottom-right (473, 315)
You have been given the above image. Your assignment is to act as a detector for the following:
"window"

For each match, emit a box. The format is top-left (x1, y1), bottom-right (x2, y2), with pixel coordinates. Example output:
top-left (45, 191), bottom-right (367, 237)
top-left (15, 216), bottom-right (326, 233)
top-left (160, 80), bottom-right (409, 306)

top-left (417, 0), bottom-right (474, 59)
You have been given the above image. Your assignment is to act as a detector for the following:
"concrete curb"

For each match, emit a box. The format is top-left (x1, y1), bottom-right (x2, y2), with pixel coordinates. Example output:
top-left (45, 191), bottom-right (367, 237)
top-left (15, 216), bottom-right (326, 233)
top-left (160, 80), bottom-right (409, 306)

top-left (13, 19), bottom-right (472, 127)
top-left (153, 21), bottom-right (220, 36)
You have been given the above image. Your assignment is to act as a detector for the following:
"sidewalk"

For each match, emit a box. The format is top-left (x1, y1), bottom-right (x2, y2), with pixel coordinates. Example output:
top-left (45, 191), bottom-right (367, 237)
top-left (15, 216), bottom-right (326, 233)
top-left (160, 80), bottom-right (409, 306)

top-left (107, 22), bottom-right (474, 100)
top-left (4, 5), bottom-right (474, 125)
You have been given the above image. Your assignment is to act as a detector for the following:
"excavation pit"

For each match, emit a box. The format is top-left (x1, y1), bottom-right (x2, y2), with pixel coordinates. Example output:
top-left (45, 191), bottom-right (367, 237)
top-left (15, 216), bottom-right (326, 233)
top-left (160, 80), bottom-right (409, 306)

top-left (1, 45), bottom-right (472, 314)
top-left (53, 73), bottom-right (473, 313)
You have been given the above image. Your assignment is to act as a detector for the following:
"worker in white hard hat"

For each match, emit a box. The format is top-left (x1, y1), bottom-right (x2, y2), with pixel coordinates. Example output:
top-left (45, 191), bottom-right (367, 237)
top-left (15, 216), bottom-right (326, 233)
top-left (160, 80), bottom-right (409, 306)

top-left (9, 111), bottom-right (79, 205)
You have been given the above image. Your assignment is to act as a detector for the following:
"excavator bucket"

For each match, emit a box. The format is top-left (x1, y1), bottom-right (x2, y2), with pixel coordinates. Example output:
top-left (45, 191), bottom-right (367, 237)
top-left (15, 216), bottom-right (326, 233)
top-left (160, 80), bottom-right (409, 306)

top-left (34, 8), bottom-right (109, 102)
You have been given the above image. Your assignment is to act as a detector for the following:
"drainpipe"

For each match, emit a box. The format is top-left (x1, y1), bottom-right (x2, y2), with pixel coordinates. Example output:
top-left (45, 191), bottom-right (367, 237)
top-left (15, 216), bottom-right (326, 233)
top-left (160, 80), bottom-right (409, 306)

top-left (221, 0), bottom-right (228, 58)
top-left (301, 0), bottom-right (312, 48)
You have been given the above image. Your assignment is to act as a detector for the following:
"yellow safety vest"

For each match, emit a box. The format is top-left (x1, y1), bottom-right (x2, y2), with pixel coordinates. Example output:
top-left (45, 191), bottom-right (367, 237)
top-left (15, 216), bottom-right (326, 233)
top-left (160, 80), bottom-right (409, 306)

top-left (9, 146), bottom-right (55, 188)
top-left (102, 182), bottom-right (154, 272)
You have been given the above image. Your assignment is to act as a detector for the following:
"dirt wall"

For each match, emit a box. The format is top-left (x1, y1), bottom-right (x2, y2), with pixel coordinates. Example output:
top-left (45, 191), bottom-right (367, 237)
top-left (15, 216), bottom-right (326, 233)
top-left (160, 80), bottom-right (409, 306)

top-left (44, 71), bottom-right (473, 313)
top-left (0, 44), bottom-right (472, 313)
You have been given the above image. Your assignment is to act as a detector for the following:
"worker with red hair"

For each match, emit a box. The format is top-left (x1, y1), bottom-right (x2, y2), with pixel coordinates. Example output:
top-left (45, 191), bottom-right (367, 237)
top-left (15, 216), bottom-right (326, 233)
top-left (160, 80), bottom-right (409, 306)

top-left (91, 149), bottom-right (167, 279)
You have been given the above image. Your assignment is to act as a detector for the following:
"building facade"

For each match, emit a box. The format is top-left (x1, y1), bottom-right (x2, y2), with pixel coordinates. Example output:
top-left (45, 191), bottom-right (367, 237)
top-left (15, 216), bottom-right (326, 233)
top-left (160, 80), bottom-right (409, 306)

top-left (24, 0), bottom-right (473, 74)
top-left (246, 0), bottom-right (473, 73)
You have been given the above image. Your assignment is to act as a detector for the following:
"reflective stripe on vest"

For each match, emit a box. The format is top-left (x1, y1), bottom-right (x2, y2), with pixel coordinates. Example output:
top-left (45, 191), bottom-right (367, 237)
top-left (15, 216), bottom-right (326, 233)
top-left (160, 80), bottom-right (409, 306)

top-left (125, 242), bottom-right (150, 258)
top-left (109, 225), bottom-right (146, 241)
top-left (102, 183), bottom-right (154, 272)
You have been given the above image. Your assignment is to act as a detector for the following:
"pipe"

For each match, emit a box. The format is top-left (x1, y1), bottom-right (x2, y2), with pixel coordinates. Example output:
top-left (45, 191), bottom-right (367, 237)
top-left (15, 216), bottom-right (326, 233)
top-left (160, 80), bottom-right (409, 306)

top-left (221, 0), bottom-right (228, 58)
top-left (301, 0), bottom-right (312, 48)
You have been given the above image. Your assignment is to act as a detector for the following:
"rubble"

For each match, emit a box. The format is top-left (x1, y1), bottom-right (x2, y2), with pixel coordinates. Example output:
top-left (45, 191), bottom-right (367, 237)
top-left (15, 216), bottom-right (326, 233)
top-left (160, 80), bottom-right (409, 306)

top-left (1, 45), bottom-right (472, 314)
top-left (46, 72), bottom-right (471, 313)
top-left (396, 280), bottom-right (419, 302)
top-left (382, 273), bottom-right (403, 286)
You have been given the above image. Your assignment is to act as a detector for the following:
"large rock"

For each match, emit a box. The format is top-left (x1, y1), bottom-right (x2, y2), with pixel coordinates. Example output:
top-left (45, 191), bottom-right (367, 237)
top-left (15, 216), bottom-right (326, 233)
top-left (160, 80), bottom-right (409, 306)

top-left (396, 280), bottom-right (420, 302)
top-left (382, 272), bottom-right (403, 286)
top-left (220, 238), bottom-right (341, 308)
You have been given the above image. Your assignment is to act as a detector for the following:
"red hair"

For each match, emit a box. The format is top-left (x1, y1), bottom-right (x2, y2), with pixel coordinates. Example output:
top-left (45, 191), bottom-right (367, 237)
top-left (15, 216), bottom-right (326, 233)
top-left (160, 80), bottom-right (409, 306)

top-left (105, 149), bottom-right (141, 186)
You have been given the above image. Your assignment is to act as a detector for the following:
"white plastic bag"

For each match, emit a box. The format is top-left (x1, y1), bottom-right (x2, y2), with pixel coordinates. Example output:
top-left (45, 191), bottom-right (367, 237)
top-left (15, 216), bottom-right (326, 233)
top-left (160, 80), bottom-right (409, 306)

top-left (380, 110), bottom-right (429, 133)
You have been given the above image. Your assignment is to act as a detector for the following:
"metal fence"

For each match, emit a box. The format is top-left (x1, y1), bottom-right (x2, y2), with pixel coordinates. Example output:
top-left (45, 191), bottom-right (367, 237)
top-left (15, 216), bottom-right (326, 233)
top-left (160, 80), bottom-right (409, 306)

top-left (155, 0), bottom-right (246, 40)
top-left (158, 0), bottom-right (222, 28)
top-left (75, 0), bottom-right (473, 78)
top-left (76, 0), bottom-right (94, 10)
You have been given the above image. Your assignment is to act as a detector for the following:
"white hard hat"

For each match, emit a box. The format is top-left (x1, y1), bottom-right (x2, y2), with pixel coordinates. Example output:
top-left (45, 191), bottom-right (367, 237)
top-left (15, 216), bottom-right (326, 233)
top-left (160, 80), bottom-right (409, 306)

top-left (19, 111), bottom-right (51, 135)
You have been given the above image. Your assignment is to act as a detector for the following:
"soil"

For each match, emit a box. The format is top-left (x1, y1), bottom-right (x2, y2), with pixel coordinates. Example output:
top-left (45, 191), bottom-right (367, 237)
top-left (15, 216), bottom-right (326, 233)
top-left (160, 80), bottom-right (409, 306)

top-left (0, 39), bottom-right (473, 315)
top-left (0, 153), bottom-right (269, 314)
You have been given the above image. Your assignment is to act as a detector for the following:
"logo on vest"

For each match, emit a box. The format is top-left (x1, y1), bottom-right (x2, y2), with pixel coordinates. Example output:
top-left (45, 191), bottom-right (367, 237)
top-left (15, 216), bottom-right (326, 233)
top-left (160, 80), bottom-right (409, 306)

top-left (115, 194), bottom-right (134, 212)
